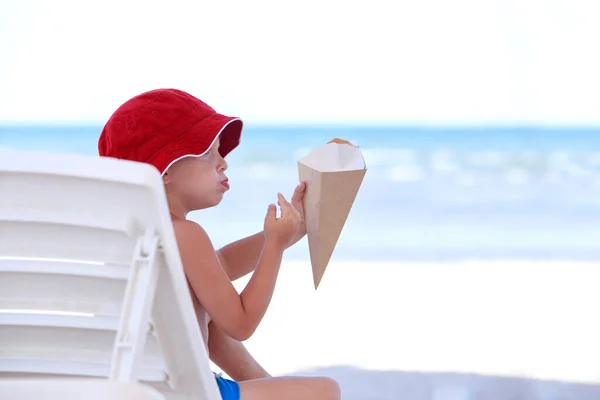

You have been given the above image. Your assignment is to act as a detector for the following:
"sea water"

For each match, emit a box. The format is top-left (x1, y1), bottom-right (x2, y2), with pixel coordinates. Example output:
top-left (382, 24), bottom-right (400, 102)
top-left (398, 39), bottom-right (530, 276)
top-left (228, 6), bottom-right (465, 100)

top-left (2, 124), bottom-right (600, 261)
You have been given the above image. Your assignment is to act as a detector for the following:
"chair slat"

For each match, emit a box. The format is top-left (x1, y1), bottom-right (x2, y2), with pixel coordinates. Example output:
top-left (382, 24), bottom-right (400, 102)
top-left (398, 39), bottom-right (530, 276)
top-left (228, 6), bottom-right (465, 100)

top-left (0, 271), bottom-right (127, 316)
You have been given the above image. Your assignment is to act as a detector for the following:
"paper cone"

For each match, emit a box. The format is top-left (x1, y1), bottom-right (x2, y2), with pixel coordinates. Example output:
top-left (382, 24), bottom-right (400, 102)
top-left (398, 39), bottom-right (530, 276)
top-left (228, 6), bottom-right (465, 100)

top-left (297, 138), bottom-right (367, 289)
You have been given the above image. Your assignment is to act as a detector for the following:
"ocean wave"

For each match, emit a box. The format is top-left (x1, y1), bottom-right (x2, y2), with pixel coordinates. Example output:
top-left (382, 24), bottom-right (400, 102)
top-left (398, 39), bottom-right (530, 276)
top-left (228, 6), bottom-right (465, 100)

top-left (4, 136), bottom-right (599, 185)
top-left (233, 147), bottom-right (600, 184)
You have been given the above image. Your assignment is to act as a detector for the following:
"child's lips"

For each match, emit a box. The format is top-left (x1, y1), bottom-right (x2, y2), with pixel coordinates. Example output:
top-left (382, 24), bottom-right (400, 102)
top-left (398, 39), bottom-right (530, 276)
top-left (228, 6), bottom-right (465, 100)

top-left (221, 179), bottom-right (230, 190)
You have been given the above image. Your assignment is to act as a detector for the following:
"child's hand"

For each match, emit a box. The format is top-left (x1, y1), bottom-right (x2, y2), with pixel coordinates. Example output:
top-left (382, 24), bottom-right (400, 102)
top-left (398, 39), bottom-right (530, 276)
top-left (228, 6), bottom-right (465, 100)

top-left (264, 193), bottom-right (302, 250)
top-left (289, 181), bottom-right (307, 244)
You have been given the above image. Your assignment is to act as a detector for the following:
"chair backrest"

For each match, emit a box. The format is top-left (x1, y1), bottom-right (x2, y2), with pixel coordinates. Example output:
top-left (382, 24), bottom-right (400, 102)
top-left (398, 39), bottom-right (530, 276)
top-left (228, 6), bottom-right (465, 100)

top-left (0, 150), bottom-right (221, 400)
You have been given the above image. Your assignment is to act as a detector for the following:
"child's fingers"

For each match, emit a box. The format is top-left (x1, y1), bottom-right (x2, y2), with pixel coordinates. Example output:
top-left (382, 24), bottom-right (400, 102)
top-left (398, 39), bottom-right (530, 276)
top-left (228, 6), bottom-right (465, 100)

top-left (266, 203), bottom-right (277, 220)
top-left (277, 193), bottom-right (292, 217)
top-left (292, 182), bottom-right (306, 201)
top-left (294, 181), bottom-right (306, 193)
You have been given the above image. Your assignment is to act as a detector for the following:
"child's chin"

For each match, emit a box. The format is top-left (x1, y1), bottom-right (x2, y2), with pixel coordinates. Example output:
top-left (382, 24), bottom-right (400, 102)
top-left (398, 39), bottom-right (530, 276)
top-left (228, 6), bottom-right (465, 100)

top-left (191, 195), bottom-right (223, 210)
top-left (207, 194), bottom-right (225, 208)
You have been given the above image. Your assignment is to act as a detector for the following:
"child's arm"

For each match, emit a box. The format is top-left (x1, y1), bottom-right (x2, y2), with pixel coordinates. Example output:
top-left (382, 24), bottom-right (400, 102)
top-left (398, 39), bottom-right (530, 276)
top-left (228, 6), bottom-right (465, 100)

top-left (216, 182), bottom-right (307, 281)
top-left (216, 232), bottom-right (271, 281)
top-left (174, 193), bottom-right (301, 341)
top-left (207, 320), bottom-right (271, 381)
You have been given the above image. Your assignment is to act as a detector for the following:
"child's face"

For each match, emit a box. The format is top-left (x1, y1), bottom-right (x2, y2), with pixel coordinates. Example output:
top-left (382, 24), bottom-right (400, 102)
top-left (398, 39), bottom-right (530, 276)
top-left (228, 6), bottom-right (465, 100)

top-left (163, 137), bottom-right (230, 211)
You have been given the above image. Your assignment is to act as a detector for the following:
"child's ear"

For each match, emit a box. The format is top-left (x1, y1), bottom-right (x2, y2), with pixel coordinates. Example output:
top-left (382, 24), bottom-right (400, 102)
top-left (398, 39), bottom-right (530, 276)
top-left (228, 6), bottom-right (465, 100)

top-left (162, 172), bottom-right (170, 185)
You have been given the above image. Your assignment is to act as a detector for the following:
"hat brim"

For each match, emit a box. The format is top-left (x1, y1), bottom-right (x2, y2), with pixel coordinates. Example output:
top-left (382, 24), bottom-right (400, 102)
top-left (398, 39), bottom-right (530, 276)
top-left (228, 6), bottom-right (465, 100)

top-left (148, 113), bottom-right (243, 175)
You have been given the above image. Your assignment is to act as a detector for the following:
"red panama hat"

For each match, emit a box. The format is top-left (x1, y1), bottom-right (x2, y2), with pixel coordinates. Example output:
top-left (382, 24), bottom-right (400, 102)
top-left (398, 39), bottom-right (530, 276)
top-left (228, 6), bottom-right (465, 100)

top-left (98, 88), bottom-right (243, 175)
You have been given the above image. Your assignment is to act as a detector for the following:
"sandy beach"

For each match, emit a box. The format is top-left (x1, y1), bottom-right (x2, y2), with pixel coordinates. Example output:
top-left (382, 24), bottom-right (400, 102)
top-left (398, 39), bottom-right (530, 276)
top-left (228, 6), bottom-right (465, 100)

top-left (227, 259), bottom-right (600, 398)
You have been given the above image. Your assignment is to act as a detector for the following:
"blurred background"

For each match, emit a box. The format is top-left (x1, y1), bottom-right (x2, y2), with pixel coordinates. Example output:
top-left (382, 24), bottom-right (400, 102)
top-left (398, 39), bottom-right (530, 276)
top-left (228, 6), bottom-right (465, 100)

top-left (2, 1), bottom-right (600, 399)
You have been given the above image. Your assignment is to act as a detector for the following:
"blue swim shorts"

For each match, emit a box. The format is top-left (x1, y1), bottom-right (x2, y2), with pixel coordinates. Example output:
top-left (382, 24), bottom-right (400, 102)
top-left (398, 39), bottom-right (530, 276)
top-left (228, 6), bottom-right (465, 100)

top-left (214, 372), bottom-right (240, 400)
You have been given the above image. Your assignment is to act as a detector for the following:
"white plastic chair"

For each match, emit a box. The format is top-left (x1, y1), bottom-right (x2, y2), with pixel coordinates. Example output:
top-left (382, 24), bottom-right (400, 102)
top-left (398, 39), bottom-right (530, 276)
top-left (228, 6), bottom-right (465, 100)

top-left (0, 150), bottom-right (222, 400)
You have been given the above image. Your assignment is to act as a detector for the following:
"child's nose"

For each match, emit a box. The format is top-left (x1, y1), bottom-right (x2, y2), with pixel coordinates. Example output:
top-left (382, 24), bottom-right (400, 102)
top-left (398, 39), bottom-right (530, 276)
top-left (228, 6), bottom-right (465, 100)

top-left (218, 157), bottom-right (228, 172)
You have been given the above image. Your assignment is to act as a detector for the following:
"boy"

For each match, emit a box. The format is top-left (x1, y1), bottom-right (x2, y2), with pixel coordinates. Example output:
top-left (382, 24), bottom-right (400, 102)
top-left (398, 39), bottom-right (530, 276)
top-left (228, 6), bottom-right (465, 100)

top-left (98, 88), bottom-right (341, 400)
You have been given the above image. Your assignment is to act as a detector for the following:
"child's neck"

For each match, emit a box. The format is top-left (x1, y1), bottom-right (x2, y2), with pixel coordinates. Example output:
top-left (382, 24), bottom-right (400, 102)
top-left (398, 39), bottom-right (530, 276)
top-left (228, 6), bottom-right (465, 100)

top-left (169, 210), bottom-right (187, 221)
top-left (166, 196), bottom-right (188, 220)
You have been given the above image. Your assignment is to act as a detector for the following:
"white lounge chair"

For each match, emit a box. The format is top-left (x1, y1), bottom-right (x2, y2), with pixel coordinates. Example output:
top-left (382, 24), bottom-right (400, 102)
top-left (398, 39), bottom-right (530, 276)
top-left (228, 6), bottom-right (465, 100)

top-left (0, 150), bottom-right (222, 400)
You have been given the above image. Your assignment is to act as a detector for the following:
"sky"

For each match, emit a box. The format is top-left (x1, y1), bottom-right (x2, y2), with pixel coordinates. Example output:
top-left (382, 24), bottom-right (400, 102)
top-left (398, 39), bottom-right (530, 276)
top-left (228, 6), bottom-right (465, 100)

top-left (0, 0), bottom-right (598, 125)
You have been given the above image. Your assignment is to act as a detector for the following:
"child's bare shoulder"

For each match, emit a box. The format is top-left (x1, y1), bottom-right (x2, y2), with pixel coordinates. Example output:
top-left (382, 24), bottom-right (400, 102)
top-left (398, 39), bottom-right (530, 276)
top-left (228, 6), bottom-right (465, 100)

top-left (171, 219), bottom-right (215, 254)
